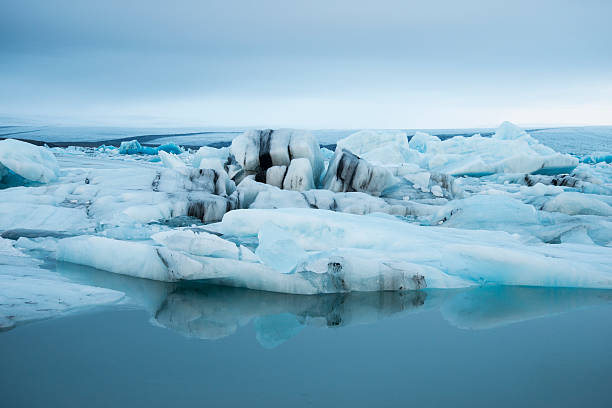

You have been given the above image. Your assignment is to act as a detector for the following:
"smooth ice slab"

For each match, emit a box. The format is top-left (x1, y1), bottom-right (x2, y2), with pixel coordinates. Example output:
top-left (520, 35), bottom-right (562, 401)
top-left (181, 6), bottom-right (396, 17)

top-left (211, 208), bottom-right (612, 290)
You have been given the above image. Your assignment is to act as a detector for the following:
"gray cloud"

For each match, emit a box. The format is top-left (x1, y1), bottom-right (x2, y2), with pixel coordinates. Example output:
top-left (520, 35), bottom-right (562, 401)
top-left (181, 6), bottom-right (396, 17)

top-left (1, 0), bottom-right (611, 127)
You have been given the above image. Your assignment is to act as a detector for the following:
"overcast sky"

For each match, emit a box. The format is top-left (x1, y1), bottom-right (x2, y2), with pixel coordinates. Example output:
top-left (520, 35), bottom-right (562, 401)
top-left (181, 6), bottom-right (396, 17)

top-left (1, 0), bottom-right (611, 128)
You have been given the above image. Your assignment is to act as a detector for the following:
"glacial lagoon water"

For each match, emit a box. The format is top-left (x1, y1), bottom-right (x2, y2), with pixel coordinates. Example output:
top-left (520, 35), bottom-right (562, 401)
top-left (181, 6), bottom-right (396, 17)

top-left (1, 273), bottom-right (612, 407)
top-left (1, 125), bottom-right (611, 406)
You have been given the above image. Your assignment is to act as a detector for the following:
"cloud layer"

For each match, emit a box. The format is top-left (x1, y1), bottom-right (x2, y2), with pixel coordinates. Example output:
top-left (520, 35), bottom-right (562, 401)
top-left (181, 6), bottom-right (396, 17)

top-left (2, 0), bottom-right (611, 127)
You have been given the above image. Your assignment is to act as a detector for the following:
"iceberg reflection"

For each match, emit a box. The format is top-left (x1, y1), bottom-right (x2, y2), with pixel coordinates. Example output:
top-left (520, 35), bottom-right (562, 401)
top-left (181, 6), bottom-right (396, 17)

top-left (440, 285), bottom-right (612, 330)
top-left (51, 262), bottom-right (612, 348)
top-left (154, 286), bottom-right (430, 347)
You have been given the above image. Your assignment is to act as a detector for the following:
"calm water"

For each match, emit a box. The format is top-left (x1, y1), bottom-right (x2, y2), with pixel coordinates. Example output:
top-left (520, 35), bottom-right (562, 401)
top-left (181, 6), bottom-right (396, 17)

top-left (1, 283), bottom-right (612, 407)
top-left (1, 125), bottom-right (611, 406)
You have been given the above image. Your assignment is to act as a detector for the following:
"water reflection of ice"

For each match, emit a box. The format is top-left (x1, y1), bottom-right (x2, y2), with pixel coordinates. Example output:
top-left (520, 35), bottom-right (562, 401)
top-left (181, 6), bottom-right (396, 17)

top-left (50, 262), bottom-right (612, 348)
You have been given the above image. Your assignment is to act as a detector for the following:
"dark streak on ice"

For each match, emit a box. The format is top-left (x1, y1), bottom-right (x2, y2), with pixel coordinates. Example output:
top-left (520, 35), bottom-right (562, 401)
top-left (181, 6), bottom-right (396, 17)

top-left (336, 150), bottom-right (360, 191)
top-left (258, 129), bottom-right (274, 171)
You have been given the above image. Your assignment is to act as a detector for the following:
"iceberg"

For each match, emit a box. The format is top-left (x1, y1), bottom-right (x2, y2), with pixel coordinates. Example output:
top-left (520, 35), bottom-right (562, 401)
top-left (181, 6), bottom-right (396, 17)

top-left (192, 146), bottom-right (230, 173)
top-left (119, 140), bottom-right (158, 155)
top-left (118, 140), bottom-right (182, 155)
top-left (410, 122), bottom-right (579, 176)
top-left (542, 192), bottom-right (612, 216)
top-left (323, 149), bottom-right (396, 196)
top-left (331, 122), bottom-right (579, 176)
top-left (335, 129), bottom-right (410, 165)
top-left (0, 139), bottom-right (60, 185)
top-left (580, 152), bottom-right (612, 164)
top-left (230, 129), bottom-right (324, 189)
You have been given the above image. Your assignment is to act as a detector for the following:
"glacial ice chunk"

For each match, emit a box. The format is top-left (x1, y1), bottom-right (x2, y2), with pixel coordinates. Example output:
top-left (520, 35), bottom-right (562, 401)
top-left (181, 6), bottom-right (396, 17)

top-left (336, 129), bottom-right (409, 165)
top-left (229, 178), bottom-right (278, 209)
top-left (580, 152), bottom-right (612, 164)
top-left (542, 192), bottom-right (612, 216)
top-left (185, 193), bottom-right (230, 223)
top-left (119, 140), bottom-right (157, 155)
top-left (404, 122), bottom-right (579, 176)
top-left (230, 129), bottom-right (324, 187)
top-left (230, 129), bottom-right (262, 171)
top-left (492, 121), bottom-right (530, 140)
top-left (323, 149), bottom-right (395, 196)
top-left (192, 146), bottom-right (230, 168)
top-left (118, 140), bottom-right (181, 155)
top-left (0, 139), bottom-right (60, 184)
